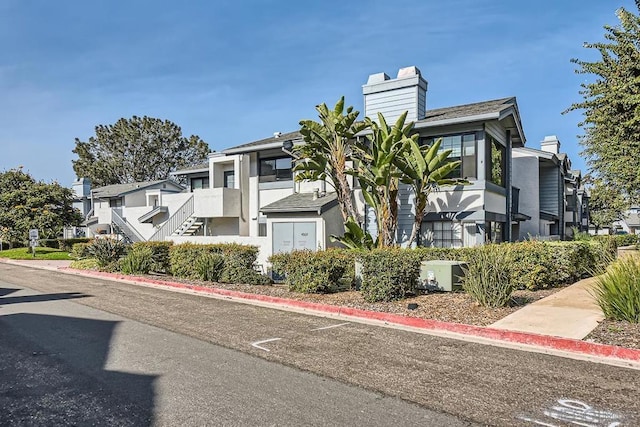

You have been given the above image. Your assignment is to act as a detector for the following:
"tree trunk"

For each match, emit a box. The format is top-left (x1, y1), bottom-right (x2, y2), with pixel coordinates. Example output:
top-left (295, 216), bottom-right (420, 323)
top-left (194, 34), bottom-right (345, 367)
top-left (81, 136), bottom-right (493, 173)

top-left (407, 199), bottom-right (427, 248)
top-left (336, 172), bottom-right (361, 224)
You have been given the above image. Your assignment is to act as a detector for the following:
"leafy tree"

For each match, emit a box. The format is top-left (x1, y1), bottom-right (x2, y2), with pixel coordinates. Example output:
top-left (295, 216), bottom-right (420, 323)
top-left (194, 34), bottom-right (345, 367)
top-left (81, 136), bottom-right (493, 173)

top-left (588, 178), bottom-right (628, 233)
top-left (295, 97), bottom-right (368, 223)
top-left (0, 168), bottom-right (82, 247)
top-left (397, 138), bottom-right (465, 247)
top-left (566, 3), bottom-right (640, 204)
top-left (72, 116), bottom-right (210, 187)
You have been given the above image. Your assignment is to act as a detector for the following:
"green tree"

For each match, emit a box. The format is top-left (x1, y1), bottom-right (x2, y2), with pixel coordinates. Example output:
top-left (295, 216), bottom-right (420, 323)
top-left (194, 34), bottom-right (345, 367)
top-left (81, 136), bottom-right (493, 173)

top-left (352, 112), bottom-right (411, 248)
top-left (397, 138), bottom-right (465, 247)
top-left (72, 116), bottom-right (210, 187)
top-left (0, 168), bottom-right (82, 246)
top-left (295, 97), bottom-right (368, 223)
top-left (588, 178), bottom-right (628, 233)
top-left (566, 3), bottom-right (640, 204)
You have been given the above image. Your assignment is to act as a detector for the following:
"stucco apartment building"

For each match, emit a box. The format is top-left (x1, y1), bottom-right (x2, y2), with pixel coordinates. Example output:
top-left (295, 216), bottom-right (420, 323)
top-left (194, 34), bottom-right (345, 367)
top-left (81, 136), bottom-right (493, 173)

top-left (81, 66), bottom-right (588, 265)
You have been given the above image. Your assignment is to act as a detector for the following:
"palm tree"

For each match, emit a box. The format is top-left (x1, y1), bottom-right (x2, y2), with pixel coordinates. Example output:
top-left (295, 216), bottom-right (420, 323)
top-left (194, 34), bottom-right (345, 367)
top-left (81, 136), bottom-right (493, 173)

top-left (294, 97), bottom-right (368, 223)
top-left (396, 138), bottom-right (466, 247)
top-left (352, 112), bottom-right (412, 247)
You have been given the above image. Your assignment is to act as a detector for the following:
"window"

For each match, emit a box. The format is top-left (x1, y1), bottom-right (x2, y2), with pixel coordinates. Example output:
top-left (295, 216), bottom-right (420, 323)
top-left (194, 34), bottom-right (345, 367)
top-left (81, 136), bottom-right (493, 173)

top-left (421, 134), bottom-right (477, 179)
top-left (421, 221), bottom-right (463, 248)
top-left (191, 177), bottom-right (209, 191)
top-left (258, 222), bottom-right (267, 237)
top-left (486, 221), bottom-right (504, 243)
top-left (259, 156), bottom-right (292, 182)
top-left (487, 136), bottom-right (506, 187)
top-left (224, 171), bottom-right (235, 189)
top-left (109, 198), bottom-right (123, 208)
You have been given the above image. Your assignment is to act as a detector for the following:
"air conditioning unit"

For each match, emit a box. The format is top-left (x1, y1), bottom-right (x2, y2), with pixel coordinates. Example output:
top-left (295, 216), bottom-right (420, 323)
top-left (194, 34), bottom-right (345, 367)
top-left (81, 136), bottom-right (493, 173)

top-left (418, 260), bottom-right (467, 292)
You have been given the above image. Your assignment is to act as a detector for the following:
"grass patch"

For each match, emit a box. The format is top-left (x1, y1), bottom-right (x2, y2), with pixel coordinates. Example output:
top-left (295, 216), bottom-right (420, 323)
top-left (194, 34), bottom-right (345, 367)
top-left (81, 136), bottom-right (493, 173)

top-left (0, 247), bottom-right (73, 260)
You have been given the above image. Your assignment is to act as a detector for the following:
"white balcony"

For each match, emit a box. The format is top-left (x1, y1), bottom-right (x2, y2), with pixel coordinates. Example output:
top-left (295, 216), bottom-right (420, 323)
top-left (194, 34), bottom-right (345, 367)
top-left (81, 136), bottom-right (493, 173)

top-left (192, 188), bottom-right (242, 217)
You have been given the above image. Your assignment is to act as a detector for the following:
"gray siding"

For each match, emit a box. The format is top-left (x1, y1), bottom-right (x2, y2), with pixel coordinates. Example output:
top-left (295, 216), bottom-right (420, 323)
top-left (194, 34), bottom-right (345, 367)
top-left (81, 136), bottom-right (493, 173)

top-left (539, 166), bottom-right (559, 215)
top-left (396, 184), bottom-right (414, 246)
top-left (365, 86), bottom-right (421, 123)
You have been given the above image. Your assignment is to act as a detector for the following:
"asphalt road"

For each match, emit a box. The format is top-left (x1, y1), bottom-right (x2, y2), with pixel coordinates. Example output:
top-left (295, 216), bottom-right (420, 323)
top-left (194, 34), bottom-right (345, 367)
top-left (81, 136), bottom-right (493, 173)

top-left (1, 263), bottom-right (639, 426)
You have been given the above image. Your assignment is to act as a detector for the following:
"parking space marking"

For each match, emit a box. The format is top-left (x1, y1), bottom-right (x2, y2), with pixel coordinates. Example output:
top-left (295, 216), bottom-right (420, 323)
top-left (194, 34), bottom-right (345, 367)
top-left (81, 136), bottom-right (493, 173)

top-left (251, 338), bottom-right (282, 352)
top-left (311, 322), bottom-right (350, 331)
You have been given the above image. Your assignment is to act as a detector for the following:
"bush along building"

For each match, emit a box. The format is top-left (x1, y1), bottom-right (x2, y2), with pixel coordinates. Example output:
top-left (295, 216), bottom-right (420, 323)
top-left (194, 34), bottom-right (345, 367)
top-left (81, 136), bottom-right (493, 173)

top-left (81, 66), bottom-right (588, 264)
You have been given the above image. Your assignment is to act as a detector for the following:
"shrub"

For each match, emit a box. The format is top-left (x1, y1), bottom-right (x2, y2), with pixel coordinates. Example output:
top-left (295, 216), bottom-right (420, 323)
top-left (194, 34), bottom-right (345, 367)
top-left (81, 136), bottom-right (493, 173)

top-left (461, 244), bottom-right (514, 308)
top-left (169, 243), bottom-right (212, 279)
top-left (121, 245), bottom-right (154, 275)
top-left (270, 249), bottom-right (356, 293)
top-left (131, 241), bottom-right (172, 273)
top-left (592, 255), bottom-right (640, 323)
top-left (69, 258), bottom-right (99, 270)
top-left (88, 238), bottom-right (128, 268)
top-left (220, 266), bottom-right (272, 286)
top-left (169, 243), bottom-right (263, 283)
top-left (590, 237), bottom-right (618, 273)
top-left (195, 252), bottom-right (225, 282)
top-left (358, 248), bottom-right (420, 302)
top-left (58, 238), bottom-right (91, 252)
top-left (39, 239), bottom-right (60, 249)
top-left (70, 242), bottom-right (92, 259)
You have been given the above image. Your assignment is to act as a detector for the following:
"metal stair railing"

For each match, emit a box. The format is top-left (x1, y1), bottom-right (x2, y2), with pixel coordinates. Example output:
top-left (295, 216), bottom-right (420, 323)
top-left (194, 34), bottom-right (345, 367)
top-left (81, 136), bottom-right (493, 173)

top-left (149, 195), bottom-right (194, 242)
top-left (111, 209), bottom-right (146, 243)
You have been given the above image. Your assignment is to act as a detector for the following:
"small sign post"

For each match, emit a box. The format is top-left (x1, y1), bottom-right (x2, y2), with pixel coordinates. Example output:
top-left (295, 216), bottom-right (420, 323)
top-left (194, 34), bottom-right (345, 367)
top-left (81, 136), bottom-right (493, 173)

top-left (29, 229), bottom-right (39, 258)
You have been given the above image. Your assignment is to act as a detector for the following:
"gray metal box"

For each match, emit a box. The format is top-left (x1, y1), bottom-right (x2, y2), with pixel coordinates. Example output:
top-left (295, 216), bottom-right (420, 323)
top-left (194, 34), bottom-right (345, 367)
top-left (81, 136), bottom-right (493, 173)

top-left (418, 260), bottom-right (467, 292)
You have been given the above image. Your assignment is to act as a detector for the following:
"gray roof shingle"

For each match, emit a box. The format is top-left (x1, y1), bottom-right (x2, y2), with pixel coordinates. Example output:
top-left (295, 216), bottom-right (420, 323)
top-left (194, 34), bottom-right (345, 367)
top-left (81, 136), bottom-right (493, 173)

top-left (92, 180), bottom-right (183, 198)
top-left (417, 97), bottom-right (516, 124)
top-left (224, 131), bottom-right (303, 153)
top-left (260, 192), bottom-right (338, 214)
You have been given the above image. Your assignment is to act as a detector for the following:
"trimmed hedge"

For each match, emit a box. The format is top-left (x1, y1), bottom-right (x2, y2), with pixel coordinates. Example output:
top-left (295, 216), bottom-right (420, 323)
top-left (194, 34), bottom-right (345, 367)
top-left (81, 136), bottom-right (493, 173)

top-left (357, 248), bottom-right (421, 302)
top-left (58, 238), bottom-right (91, 252)
top-left (71, 242), bottom-right (92, 259)
top-left (268, 238), bottom-right (619, 301)
top-left (270, 249), bottom-right (356, 293)
top-left (169, 243), bottom-right (269, 285)
top-left (131, 241), bottom-right (173, 273)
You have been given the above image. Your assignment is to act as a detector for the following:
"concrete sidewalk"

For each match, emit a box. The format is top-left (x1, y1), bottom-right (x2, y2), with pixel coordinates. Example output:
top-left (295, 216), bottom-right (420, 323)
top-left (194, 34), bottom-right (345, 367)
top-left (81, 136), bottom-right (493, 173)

top-left (490, 278), bottom-right (603, 339)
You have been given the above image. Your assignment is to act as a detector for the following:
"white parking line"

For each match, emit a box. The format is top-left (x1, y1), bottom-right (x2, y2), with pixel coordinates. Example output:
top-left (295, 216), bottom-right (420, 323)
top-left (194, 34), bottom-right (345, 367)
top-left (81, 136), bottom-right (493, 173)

top-left (311, 322), bottom-right (350, 331)
top-left (251, 338), bottom-right (282, 352)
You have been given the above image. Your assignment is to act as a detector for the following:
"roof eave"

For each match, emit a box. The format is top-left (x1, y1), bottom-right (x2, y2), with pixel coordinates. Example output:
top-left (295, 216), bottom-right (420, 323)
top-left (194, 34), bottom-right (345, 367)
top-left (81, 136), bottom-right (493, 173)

top-left (223, 139), bottom-right (301, 155)
top-left (415, 112), bottom-right (499, 129)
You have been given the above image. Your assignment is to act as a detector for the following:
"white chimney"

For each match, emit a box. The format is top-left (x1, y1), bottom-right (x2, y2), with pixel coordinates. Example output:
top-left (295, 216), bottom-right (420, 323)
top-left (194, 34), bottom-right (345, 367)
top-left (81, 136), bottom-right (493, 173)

top-left (541, 135), bottom-right (561, 154)
top-left (362, 66), bottom-right (428, 124)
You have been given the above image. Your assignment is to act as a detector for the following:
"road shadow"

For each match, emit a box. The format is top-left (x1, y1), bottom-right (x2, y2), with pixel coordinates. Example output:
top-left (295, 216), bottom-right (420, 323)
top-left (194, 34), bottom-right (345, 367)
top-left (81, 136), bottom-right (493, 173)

top-left (0, 287), bottom-right (20, 297)
top-left (0, 313), bottom-right (156, 426)
top-left (0, 291), bottom-right (89, 306)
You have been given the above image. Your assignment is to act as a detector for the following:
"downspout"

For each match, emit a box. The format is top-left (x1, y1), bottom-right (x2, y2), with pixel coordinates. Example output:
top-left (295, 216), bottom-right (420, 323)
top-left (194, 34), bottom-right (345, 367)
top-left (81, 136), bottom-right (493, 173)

top-left (505, 129), bottom-right (512, 242)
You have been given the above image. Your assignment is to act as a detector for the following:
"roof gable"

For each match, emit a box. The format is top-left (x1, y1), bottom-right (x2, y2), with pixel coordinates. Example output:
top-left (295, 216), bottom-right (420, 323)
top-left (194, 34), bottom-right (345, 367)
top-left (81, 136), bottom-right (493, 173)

top-left (92, 180), bottom-right (184, 198)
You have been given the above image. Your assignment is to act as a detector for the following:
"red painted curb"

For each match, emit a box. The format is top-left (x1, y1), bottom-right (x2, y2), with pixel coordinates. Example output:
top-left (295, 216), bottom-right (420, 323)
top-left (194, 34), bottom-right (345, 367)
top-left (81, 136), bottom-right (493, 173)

top-left (61, 267), bottom-right (640, 363)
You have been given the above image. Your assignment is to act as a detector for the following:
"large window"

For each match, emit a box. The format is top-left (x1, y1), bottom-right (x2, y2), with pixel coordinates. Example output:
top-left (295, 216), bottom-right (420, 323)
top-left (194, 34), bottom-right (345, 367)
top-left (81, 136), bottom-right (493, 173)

top-left (109, 198), bottom-right (123, 208)
top-left (259, 156), bottom-right (292, 182)
top-left (421, 134), bottom-right (477, 180)
top-left (487, 136), bottom-right (506, 187)
top-left (191, 177), bottom-right (209, 191)
top-left (421, 221), bottom-right (463, 248)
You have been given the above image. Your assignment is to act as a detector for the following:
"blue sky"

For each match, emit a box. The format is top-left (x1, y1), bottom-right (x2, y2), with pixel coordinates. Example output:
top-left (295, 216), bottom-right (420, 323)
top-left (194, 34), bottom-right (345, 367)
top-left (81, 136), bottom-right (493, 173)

top-left (0, 0), bottom-right (636, 185)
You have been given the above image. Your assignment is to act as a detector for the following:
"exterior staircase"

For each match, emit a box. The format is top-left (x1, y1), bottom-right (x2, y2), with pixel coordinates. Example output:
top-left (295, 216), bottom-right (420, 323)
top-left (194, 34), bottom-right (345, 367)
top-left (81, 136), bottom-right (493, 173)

top-left (173, 216), bottom-right (204, 236)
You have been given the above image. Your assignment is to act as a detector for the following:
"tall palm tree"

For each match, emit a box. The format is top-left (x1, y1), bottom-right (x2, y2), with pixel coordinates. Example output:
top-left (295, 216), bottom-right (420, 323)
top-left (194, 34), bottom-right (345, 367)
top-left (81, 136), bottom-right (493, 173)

top-left (396, 138), bottom-right (466, 247)
top-left (295, 97), bottom-right (368, 223)
top-left (353, 112), bottom-right (412, 247)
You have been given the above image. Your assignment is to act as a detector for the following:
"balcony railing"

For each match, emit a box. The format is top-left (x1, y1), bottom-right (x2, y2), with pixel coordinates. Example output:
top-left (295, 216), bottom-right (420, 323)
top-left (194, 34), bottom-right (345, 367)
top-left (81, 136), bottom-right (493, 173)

top-left (149, 196), bottom-right (194, 242)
